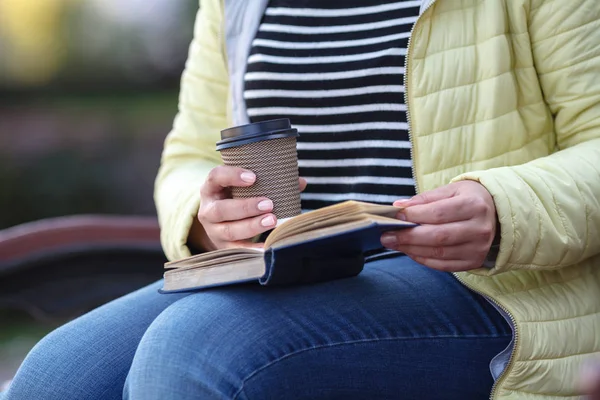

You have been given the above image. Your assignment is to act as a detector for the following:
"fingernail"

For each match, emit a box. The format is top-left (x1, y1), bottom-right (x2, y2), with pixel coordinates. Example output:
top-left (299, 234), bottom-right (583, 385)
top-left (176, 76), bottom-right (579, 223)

top-left (397, 212), bottom-right (407, 221)
top-left (257, 199), bottom-right (273, 211)
top-left (381, 233), bottom-right (398, 247)
top-left (261, 215), bottom-right (276, 227)
top-left (241, 172), bottom-right (256, 183)
top-left (394, 199), bottom-right (411, 207)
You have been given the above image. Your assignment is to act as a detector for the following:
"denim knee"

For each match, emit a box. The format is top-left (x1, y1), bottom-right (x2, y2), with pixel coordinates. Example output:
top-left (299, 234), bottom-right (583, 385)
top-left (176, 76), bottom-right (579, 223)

top-left (124, 291), bottom-right (279, 400)
top-left (3, 331), bottom-right (65, 400)
top-left (4, 323), bottom-right (126, 400)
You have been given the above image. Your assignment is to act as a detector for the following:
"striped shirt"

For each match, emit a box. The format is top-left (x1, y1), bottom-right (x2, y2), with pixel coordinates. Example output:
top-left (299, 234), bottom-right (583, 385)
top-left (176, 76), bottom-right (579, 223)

top-left (244, 0), bottom-right (421, 212)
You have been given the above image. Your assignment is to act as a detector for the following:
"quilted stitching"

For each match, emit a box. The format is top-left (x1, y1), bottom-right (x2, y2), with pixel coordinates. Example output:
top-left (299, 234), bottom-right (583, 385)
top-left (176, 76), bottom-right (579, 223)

top-left (154, 1), bottom-right (600, 399)
top-left (411, 1), bottom-right (600, 398)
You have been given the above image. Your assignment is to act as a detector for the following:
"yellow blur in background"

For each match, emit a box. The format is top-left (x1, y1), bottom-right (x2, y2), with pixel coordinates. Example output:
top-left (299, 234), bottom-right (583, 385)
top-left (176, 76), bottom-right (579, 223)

top-left (0, 0), bottom-right (71, 85)
top-left (0, 0), bottom-right (197, 228)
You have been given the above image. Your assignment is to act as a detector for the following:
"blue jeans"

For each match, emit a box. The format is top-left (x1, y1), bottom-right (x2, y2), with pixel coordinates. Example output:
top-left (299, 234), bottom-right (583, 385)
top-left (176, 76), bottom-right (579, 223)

top-left (2, 255), bottom-right (511, 400)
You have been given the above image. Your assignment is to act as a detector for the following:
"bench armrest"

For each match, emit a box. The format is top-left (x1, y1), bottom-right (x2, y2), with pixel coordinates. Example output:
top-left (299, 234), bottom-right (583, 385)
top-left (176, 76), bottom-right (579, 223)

top-left (0, 215), bottom-right (165, 321)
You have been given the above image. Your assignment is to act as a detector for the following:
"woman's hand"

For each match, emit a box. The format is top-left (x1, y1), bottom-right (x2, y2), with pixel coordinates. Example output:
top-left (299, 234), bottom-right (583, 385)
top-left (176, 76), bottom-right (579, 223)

top-left (192, 165), bottom-right (307, 251)
top-left (580, 359), bottom-right (600, 400)
top-left (381, 181), bottom-right (498, 272)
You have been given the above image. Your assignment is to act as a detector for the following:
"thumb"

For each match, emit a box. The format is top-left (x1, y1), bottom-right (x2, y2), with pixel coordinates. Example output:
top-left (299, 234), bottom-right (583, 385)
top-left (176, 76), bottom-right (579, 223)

top-left (393, 184), bottom-right (458, 207)
top-left (299, 177), bottom-right (308, 192)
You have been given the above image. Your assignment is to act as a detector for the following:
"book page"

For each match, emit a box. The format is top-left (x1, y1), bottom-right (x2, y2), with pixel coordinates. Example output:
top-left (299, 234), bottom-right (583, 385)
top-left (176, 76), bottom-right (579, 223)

top-left (163, 257), bottom-right (266, 291)
top-left (269, 215), bottom-right (412, 249)
top-left (165, 247), bottom-right (264, 270)
top-left (265, 201), bottom-right (402, 248)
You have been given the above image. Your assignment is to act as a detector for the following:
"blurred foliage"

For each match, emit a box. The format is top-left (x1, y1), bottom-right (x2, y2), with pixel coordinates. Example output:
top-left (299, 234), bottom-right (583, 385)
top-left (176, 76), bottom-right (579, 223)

top-left (0, 1), bottom-right (201, 377)
top-left (0, 0), bottom-right (200, 229)
top-left (0, 310), bottom-right (60, 342)
top-left (0, 0), bottom-right (70, 86)
top-left (0, 0), bottom-right (198, 89)
top-left (0, 92), bottom-right (179, 229)
top-left (0, 149), bottom-right (116, 227)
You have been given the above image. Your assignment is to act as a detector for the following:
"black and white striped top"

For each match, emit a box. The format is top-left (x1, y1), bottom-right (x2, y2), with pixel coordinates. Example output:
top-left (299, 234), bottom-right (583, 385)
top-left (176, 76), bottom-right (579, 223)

top-left (244, 0), bottom-right (420, 212)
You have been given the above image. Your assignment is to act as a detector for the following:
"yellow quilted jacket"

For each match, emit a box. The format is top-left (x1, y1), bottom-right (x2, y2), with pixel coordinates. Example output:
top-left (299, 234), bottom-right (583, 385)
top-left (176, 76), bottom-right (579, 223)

top-left (154, 0), bottom-right (600, 398)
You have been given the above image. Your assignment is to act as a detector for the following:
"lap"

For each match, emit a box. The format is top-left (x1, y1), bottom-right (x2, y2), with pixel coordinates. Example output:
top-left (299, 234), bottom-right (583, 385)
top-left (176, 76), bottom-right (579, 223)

top-left (4, 255), bottom-right (512, 400)
top-left (125, 255), bottom-right (512, 400)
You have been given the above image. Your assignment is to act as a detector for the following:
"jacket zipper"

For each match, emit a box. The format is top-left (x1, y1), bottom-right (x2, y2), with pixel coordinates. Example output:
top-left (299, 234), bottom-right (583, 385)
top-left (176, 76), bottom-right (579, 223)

top-left (403, 0), bottom-right (431, 195)
top-left (403, 2), bottom-right (519, 399)
top-left (453, 274), bottom-right (519, 400)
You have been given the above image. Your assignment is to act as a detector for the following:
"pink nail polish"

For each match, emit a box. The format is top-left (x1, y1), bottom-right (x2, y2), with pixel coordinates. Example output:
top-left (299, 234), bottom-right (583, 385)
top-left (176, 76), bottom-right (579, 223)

top-left (261, 215), bottom-right (275, 227)
top-left (241, 172), bottom-right (256, 183)
top-left (394, 198), bottom-right (411, 207)
top-left (381, 233), bottom-right (398, 247)
top-left (257, 199), bottom-right (273, 211)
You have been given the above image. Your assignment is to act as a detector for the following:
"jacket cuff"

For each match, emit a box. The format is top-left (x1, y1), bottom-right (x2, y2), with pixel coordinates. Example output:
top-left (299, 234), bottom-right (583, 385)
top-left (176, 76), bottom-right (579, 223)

top-left (157, 183), bottom-right (202, 262)
top-left (482, 218), bottom-right (502, 268)
top-left (450, 169), bottom-right (515, 275)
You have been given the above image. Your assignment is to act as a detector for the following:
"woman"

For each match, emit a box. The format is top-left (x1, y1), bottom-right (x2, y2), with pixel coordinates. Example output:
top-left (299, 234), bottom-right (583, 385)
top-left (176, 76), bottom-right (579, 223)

top-left (3, 0), bottom-right (599, 399)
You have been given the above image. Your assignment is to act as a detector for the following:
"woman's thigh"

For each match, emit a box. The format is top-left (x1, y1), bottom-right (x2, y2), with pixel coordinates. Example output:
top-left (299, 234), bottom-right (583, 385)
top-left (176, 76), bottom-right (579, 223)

top-left (125, 255), bottom-right (512, 400)
top-left (2, 280), bottom-right (188, 400)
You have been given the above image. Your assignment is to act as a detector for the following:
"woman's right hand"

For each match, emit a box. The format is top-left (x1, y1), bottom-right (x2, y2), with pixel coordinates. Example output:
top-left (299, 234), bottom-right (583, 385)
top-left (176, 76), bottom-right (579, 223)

top-left (193, 165), bottom-right (306, 251)
top-left (194, 166), bottom-right (274, 251)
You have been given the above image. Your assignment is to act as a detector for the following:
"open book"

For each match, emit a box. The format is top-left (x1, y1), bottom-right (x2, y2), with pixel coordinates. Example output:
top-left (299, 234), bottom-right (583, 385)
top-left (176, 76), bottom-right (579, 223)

top-left (160, 201), bottom-right (415, 293)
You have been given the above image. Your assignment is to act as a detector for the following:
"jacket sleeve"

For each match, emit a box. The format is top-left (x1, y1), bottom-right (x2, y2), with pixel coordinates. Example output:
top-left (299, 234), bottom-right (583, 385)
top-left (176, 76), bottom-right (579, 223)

top-left (154, 0), bottom-right (228, 261)
top-left (454, 0), bottom-right (600, 274)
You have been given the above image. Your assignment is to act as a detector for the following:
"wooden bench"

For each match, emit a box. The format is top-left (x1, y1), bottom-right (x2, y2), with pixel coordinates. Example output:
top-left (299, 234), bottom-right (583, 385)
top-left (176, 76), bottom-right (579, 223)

top-left (0, 215), bottom-right (165, 321)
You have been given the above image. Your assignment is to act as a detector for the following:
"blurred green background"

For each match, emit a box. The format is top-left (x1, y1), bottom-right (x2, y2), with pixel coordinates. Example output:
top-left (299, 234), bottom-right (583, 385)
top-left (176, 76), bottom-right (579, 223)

top-left (0, 0), bottom-right (198, 383)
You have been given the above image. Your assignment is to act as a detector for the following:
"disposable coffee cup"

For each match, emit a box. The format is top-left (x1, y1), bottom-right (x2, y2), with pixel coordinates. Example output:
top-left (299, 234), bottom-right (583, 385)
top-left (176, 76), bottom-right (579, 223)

top-left (216, 118), bottom-right (301, 219)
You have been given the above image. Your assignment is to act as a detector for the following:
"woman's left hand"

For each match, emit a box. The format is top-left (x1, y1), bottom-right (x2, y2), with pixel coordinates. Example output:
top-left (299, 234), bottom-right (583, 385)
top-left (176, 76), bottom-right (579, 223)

top-left (381, 181), bottom-right (498, 272)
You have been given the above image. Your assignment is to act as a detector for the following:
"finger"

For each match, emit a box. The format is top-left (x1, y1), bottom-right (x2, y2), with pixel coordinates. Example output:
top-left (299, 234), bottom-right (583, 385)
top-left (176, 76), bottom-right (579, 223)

top-left (222, 240), bottom-right (265, 250)
top-left (408, 256), bottom-right (479, 272)
top-left (393, 184), bottom-right (457, 207)
top-left (391, 243), bottom-right (480, 260)
top-left (400, 195), bottom-right (490, 225)
top-left (201, 197), bottom-right (273, 223)
top-left (381, 221), bottom-right (495, 247)
top-left (580, 361), bottom-right (600, 399)
top-left (299, 177), bottom-right (308, 192)
top-left (211, 213), bottom-right (277, 243)
top-left (201, 166), bottom-right (256, 199)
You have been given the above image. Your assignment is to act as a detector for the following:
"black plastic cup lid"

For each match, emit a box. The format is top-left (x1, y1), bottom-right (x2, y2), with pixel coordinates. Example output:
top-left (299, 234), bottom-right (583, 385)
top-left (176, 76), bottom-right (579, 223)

top-left (216, 118), bottom-right (299, 151)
